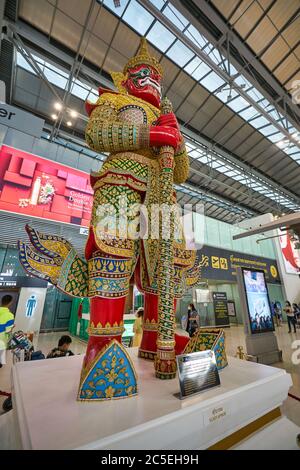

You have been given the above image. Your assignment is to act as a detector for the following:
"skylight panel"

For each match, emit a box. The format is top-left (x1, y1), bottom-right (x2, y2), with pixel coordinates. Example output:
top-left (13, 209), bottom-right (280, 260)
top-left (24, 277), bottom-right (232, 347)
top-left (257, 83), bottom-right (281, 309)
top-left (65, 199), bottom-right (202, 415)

top-left (184, 57), bottom-right (211, 81)
top-left (245, 86), bottom-right (264, 102)
top-left (226, 96), bottom-right (250, 113)
top-left (221, 59), bottom-right (238, 76)
top-left (148, 0), bottom-right (165, 9)
top-left (249, 115), bottom-right (270, 129)
top-left (103, 0), bottom-right (130, 16)
top-left (166, 40), bottom-right (195, 67)
top-left (224, 170), bottom-right (239, 178)
top-left (185, 141), bottom-right (196, 151)
top-left (198, 155), bottom-right (209, 164)
top-left (87, 91), bottom-right (98, 103)
top-left (217, 165), bottom-right (232, 173)
top-left (147, 21), bottom-right (176, 52)
top-left (211, 161), bottom-right (221, 169)
top-left (238, 106), bottom-right (259, 121)
top-left (269, 132), bottom-right (285, 143)
top-left (123, 1), bottom-right (154, 35)
top-left (207, 46), bottom-right (223, 66)
top-left (184, 24), bottom-right (208, 50)
top-left (234, 74), bottom-right (252, 90)
top-left (199, 71), bottom-right (225, 92)
top-left (189, 149), bottom-right (202, 159)
top-left (258, 124), bottom-right (280, 137)
top-left (45, 62), bottom-right (69, 78)
top-left (32, 54), bottom-right (45, 67)
top-left (284, 145), bottom-right (300, 155)
top-left (44, 68), bottom-right (68, 89)
top-left (16, 52), bottom-right (36, 74)
top-left (70, 82), bottom-right (90, 100)
top-left (163, 3), bottom-right (188, 30)
top-left (215, 87), bottom-right (237, 103)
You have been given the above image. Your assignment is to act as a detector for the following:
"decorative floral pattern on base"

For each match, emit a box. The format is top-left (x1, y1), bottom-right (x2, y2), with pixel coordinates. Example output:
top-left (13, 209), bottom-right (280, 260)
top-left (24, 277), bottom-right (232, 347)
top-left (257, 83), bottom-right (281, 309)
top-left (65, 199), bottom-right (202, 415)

top-left (184, 328), bottom-right (228, 370)
top-left (78, 339), bottom-right (138, 401)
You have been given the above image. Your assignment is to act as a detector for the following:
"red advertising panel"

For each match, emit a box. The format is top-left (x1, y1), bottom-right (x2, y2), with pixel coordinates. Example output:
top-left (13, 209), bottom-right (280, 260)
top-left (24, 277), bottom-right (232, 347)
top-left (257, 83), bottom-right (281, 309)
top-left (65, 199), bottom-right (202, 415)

top-left (0, 145), bottom-right (93, 226)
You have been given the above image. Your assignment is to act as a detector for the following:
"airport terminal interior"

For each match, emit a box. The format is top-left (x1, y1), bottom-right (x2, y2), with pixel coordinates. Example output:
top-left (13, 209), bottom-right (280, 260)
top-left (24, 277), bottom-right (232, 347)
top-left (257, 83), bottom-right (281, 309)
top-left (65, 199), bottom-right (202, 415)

top-left (0, 0), bottom-right (300, 451)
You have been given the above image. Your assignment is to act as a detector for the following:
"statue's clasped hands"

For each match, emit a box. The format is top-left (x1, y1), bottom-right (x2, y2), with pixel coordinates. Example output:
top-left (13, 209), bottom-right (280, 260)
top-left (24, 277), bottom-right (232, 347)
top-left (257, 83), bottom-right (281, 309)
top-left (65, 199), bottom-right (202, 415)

top-left (149, 112), bottom-right (183, 151)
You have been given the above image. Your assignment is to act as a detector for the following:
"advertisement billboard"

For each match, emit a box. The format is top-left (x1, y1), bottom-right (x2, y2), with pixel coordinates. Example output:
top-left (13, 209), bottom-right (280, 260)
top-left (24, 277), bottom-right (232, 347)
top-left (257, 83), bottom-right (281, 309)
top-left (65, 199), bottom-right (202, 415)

top-left (241, 268), bottom-right (274, 334)
top-left (0, 145), bottom-right (93, 226)
top-left (279, 231), bottom-right (300, 275)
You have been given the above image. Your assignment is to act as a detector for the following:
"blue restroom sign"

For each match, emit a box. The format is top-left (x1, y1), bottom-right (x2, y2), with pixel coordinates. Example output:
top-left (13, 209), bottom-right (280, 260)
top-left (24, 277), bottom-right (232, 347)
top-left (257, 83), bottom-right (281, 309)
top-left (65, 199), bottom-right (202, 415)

top-left (26, 295), bottom-right (37, 318)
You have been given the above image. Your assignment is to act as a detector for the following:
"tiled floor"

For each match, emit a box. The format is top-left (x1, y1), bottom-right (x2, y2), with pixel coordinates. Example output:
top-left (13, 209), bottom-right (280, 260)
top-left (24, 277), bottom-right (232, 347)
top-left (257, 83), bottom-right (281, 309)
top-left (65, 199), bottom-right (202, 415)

top-left (1, 325), bottom-right (300, 426)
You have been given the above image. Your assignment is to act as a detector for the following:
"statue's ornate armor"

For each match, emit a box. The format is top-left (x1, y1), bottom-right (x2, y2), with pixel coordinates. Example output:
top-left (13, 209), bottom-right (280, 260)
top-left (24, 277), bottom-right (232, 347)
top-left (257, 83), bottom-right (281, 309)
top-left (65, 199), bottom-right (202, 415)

top-left (84, 89), bottom-right (194, 301)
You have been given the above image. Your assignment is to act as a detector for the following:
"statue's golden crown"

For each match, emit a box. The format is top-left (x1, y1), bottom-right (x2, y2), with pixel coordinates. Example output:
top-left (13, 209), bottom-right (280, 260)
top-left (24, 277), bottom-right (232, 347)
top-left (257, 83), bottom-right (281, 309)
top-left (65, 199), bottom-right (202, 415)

top-left (123, 37), bottom-right (163, 77)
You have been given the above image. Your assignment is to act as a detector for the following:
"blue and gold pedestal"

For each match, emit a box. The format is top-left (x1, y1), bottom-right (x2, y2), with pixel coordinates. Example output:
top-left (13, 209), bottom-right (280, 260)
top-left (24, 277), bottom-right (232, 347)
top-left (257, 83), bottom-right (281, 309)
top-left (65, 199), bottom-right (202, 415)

top-left (78, 340), bottom-right (138, 401)
top-left (184, 328), bottom-right (228, 370)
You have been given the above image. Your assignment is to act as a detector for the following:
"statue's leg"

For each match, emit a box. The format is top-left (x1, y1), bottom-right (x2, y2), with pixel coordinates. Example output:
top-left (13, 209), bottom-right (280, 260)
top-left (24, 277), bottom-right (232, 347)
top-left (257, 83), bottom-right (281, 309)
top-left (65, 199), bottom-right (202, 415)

top-left (78, 181), bottom-right (141, 400)
top-left (82, 295), bottom-right (126, 369)
top-left (139, 295), bottom-right (189, 359)
top-left (138, 292), bottom-right (158, 360)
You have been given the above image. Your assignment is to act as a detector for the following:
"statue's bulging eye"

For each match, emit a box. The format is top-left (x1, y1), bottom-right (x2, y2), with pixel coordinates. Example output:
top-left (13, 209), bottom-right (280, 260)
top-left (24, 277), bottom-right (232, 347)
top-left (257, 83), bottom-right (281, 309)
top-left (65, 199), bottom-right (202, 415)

top-left (140, 68), bottom-right (150, 77)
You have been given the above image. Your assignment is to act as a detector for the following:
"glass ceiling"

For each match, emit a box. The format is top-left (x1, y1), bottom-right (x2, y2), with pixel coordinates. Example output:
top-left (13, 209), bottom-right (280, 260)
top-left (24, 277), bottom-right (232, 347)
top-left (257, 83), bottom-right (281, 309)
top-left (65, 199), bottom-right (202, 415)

top-left (102, 0), bottom-right (300, 163)
top-left (16, 52), bottom-right (99, 104)
top-left (16, 49), bottom-right (300, 213)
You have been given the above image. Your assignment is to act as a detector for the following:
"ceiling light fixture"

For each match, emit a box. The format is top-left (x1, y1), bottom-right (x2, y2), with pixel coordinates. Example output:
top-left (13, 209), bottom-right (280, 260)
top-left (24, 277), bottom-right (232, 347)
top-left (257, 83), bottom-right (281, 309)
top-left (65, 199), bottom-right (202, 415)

top-left (54, 102), bottom-right (63, 111)
top-left (51, 114), bottom-right (58, 120)
top-left (66, 121), bottom-right (72, 127)
top-left (69, 109), bottom-right (78, 118)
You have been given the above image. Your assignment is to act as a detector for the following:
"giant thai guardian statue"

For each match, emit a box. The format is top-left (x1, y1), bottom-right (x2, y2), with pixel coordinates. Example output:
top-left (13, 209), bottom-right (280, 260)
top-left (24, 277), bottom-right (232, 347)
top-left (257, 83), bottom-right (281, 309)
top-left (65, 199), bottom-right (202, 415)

top-left (19, 38), bottom-right (201, 401)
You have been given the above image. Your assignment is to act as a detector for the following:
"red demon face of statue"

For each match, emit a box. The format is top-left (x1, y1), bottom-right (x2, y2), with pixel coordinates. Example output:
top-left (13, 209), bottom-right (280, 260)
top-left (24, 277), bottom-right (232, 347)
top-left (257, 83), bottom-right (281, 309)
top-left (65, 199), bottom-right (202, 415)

top-left (123, 64), bottom-right (162, 108)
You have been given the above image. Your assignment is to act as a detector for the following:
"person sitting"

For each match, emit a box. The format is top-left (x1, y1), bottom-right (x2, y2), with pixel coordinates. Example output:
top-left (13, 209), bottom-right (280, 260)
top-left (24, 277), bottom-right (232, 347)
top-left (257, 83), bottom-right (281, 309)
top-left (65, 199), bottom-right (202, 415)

top-left (47, 335), bottom-right (74, 359)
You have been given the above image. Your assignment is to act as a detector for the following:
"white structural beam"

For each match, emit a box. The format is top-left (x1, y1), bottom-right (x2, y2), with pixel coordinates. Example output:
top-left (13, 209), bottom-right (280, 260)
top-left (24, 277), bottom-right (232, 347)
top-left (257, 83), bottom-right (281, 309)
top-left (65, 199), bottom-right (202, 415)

top-left (233, 212), bottom-right (300, 239)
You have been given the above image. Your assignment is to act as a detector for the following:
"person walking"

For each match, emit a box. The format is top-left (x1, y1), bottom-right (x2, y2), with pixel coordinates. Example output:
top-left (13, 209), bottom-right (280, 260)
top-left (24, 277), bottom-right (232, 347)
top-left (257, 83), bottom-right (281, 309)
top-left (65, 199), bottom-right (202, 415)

top-left (284, 301), bottom-right (296, 333)
top-left (132, 307), bottom-right (144, 348)
top-left (186, 303), bottom-right (200, 337)
top-left (274, 301), bottom-right (282, 326)
top-left (0, 295), bottom-right (15, 367)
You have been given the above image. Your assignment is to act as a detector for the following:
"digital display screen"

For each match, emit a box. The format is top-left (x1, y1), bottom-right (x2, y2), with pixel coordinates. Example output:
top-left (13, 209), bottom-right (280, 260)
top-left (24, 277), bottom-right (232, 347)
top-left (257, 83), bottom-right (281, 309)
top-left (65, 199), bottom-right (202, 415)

top-left (0, 145), bottom-right (93, 227)
top-left (123, 322), bottom-right (134, 338)
top-left (242, 268), bottom-right (274, 334)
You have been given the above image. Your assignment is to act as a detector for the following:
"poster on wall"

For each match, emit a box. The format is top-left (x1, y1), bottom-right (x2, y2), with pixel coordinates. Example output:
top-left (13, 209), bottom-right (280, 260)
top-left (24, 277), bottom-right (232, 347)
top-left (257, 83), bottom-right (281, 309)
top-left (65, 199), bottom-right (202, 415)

top-left (212, 292), bottom-right (230, 327)
top-left (0, 145), bottom-right (93, 227)
top-left (279, 231), bottom-right (300, 275)
top-left (241, 268), bottom-right (274, 334)
top-left (227, 301), bottom-right (236, 317)
top-left (194, 288), bottom-right (212, 304)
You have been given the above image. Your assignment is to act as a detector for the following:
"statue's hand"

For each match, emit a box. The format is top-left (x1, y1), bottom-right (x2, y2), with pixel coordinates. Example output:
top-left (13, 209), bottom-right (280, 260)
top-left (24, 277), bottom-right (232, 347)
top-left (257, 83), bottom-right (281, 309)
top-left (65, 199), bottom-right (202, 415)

top-left (155, 113), bottom-right (179, 131)
top-left (149, 125), bottom-right (181, 149)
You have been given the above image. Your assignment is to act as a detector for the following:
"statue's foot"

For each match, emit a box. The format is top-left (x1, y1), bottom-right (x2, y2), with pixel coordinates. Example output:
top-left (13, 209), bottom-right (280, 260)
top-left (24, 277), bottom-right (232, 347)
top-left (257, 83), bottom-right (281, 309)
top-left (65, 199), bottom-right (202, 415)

top-left (174, 332), bottom-right (190, 356)
top-left (139, 331), bottom-right (190, 359)
top-left (78, 339), bottom-right (137, 401)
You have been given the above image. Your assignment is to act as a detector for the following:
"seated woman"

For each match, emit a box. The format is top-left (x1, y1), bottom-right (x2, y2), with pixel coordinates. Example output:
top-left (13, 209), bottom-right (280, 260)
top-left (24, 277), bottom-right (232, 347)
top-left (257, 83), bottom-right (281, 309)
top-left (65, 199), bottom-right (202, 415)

top-left (47, 335), bottom-right (74, 359)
